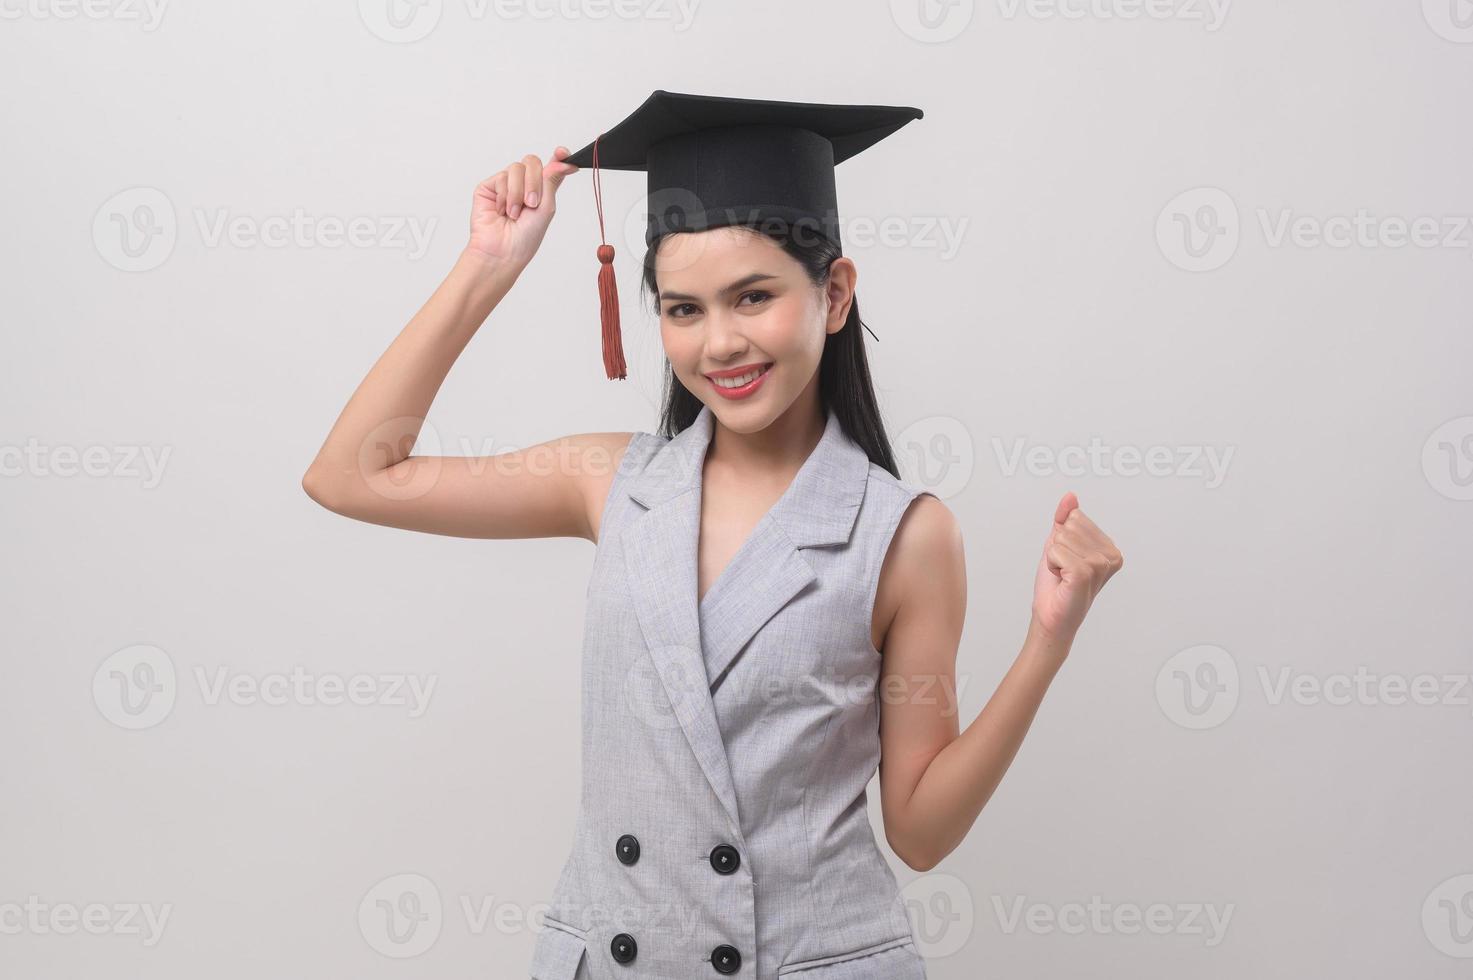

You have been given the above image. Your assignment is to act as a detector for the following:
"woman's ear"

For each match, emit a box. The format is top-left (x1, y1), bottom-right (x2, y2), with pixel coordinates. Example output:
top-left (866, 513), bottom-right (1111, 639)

top-left (825, 257), bottom-right (857, 334)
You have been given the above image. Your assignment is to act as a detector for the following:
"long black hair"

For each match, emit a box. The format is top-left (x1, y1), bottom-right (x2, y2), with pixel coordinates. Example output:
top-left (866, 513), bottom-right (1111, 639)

top-left (639, 220), bottom-right (902, 479)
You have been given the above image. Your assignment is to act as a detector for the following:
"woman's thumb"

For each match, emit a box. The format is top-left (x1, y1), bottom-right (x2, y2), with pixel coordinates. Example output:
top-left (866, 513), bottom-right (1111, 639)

top-left (543, 145), bottom-right (578, 203)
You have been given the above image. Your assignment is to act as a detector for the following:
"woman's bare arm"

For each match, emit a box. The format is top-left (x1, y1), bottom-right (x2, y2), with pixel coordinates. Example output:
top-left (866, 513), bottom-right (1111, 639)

top-left (876, 492), bottom-right (1123, 871)
top-left (301, 147), bottom-right (628, 542)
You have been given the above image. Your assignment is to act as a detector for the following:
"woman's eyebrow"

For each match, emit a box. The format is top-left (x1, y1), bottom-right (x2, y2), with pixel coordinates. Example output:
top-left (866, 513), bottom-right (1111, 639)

top-left (659, 272), bottom-right (779, 303)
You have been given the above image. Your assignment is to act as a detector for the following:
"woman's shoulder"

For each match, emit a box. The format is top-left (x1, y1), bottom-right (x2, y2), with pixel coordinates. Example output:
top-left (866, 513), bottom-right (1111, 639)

top-left (868, 481), bottom-right (963, 653)
top-left (862, 464), bottom-right (962, 566)
top-left (860, 459), bottom-right (953, 519)
top-left (607, 429), bottom-right (669, 474)
top-left (557, 427), bottom-right (665, 470)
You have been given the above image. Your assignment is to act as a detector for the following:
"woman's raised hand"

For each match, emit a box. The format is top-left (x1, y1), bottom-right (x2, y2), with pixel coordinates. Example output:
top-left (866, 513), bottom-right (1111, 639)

top-left (467, 146), bottom-right (579, 269)
top-left (1030, 491), bottom-right (1124, 646)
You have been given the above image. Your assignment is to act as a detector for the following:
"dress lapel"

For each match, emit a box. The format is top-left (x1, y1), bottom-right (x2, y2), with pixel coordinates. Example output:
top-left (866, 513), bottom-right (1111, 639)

top-left (619, 403), bottom-right (871, 835)
top-left (698, 406), bottom-right (870, 688)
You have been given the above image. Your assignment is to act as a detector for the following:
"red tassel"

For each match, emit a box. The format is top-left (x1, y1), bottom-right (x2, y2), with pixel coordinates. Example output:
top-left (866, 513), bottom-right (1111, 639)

top-left (597, 244), bottom-right (626, 380)
top-left (592, 136), bottom-right (627, 380)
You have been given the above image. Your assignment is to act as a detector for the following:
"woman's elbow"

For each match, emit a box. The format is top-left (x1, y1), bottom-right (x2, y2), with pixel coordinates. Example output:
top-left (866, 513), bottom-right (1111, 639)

top-left (301, 467), bottom-right (343, 512)
top-left (901, 851), bottom-right (941, 873)
top-left (887, 831), bottom-right (943, 873)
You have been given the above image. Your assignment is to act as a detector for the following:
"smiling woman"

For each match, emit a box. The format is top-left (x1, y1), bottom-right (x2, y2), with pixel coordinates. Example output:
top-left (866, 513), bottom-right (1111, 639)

top-left (638, 220), bottom-right (887, 458)
top-left (301, 90), bottom-right (1123, 980)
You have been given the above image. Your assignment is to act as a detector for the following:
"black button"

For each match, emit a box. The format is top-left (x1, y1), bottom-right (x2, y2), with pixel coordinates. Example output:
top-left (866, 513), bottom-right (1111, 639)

top-left (611, 933), bottom-right (638, 964)
top-left (616, 834), bottom-right (640, 866)
top-left (709, 843), bottom-right (740, 875)
top-left (711, 943), bottom-right (741, 974)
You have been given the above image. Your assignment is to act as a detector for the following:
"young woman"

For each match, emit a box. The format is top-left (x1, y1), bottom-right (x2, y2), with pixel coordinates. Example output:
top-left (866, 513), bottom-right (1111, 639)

top-left (303, 142), bottom-right (1123, 980)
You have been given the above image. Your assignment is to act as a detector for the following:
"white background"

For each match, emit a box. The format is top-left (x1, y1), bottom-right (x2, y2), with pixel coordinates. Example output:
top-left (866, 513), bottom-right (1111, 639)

top-left (2, 1), bottom-right (1471, 977)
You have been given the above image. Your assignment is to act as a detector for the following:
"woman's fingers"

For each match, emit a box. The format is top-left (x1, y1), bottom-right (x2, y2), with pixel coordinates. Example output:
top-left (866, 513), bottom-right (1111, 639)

top-left (548, 145), bottom-right (578, 179)
top-left (473, 172), bottom-right (499, 210)
top-left (1044, 535), bottom-right (1086, 575)
top-left (1062, 508), bottom-right (1123, 567)
top-left (505, 162), bottom-right (525, 219)
top-left (542, 146), bottom-right (575, 205)
top-left (492, 171), bottom-right (509, 215)
top-left (1064, 507), bottom-right (1107, 540)
top-left (475, 148), bottom-right (578, 222)
top-left (1051, 491), bottom-right (1078, 529)
top-left (522, 154), bottom-right (544, 208)
top-left (485, 147), bottom-right (580, 211)
top-left (1057, 519), bottom-right (1102, 555)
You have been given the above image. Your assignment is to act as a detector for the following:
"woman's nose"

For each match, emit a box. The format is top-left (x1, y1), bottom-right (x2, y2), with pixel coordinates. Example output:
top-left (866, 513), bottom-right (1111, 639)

top-left (703, 310), bottom-right (748, 359)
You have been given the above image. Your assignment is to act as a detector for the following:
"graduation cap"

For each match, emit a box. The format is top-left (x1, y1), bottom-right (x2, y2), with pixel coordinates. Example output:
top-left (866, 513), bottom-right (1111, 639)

top-left (564, 90), bottom-right (925, 380)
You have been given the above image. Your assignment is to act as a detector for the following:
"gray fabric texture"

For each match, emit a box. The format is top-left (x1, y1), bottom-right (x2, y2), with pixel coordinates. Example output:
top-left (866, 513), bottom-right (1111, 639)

top-left (530, 403), bottom-right (931, 980)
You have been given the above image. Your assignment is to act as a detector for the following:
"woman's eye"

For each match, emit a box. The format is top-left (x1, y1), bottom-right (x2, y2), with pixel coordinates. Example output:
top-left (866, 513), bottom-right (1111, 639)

top-left (666, 293), bottom-right (767, 318)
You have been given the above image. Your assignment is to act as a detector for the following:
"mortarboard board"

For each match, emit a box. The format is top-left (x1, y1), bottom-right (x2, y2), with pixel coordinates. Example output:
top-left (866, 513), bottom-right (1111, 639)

top-left (564, 90), bottom-right (925, 380)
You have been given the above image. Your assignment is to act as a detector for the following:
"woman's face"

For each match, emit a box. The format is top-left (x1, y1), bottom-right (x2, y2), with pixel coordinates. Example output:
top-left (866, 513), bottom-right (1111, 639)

top-left (654, 226), bottom-right (855, 434)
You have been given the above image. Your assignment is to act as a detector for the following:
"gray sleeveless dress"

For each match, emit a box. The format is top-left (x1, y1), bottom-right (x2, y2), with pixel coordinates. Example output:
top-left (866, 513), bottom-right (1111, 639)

top-left (529, 402), bottom-right (932, 980)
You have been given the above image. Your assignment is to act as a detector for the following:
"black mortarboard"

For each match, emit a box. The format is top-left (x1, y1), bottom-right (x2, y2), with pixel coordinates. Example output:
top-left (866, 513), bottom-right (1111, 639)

top-left (563, 90), bottom-right (924, 380)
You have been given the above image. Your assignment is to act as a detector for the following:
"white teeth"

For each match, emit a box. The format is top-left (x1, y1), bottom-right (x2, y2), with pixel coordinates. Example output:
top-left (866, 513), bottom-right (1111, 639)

top-left (713, 366), bottom-right (767, 389)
